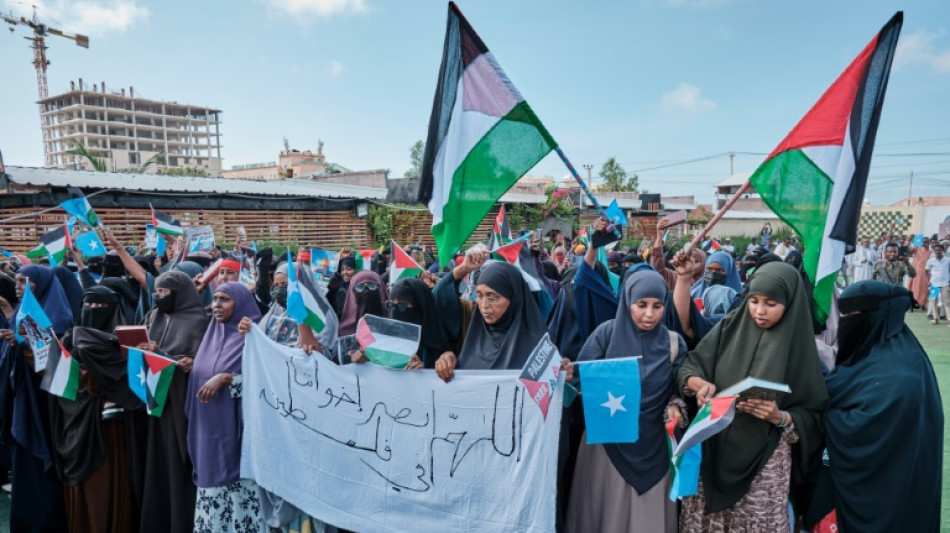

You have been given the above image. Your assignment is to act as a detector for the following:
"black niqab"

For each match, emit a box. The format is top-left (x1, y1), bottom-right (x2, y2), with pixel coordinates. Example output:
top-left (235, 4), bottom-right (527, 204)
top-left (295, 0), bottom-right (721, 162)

top-left (390, 278), bottom-right (450, 367)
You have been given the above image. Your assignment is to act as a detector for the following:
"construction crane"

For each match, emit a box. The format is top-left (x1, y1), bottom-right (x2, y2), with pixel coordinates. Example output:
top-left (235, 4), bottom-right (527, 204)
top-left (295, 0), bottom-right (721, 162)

top-left (3, 6), bottom-right (89, 166)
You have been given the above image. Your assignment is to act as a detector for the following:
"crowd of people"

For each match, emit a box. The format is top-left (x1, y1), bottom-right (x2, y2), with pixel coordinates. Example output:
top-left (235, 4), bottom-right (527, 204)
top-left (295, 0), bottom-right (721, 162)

top-left (0, 217), bottom-right (943, 533)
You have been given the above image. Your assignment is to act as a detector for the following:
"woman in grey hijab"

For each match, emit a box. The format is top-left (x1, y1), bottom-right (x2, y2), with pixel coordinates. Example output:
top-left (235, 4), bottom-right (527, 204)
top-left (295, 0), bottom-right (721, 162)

top-left (566, 270), bottom-right (687, 533)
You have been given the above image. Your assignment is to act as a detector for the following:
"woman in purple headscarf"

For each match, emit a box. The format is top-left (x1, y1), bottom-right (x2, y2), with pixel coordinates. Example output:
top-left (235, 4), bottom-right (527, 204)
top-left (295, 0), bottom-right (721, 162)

top-left (185, 283), bottom-right (263, 531)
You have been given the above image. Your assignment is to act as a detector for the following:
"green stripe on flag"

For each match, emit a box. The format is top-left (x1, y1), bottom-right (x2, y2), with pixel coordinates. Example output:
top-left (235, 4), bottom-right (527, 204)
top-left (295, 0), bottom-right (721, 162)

top-left (433, 101), bottom-right (555, 265)
top-left (62, 356), bottom-right (81, 401)
top-left (749, 149), bottom-right (834, 321)
top-left (365, 347), bottom-right (412, 369)
top-left (149, 367), bottom-right (175, 417)
top-left (304, 308), bottom-right (326, 333)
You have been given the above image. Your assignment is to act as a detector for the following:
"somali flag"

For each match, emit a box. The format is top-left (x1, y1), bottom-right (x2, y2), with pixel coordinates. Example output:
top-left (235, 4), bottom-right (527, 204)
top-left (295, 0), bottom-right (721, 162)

top-left (579, 358), bottom-right (641, 444)
top-left (75, 231), bottom-right (106, 258)
top-left (15, 281), bottom-right (52, 342)
top-left (60, 187), bottom-right (99, 227)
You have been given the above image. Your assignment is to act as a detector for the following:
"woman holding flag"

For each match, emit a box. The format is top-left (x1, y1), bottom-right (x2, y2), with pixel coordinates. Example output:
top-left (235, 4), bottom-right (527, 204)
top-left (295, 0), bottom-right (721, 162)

top-left (677, 262), bottom-right (827, 531)
top-left (0, 265), bottom-right (73, 531)
top-left (565, 269), bottom-right (687, 533)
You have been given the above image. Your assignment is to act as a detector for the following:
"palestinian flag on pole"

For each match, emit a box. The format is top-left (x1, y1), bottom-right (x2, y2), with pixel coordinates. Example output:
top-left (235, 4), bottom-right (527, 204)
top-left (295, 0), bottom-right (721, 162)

top-left (749, 12), bottom-right (902, 323)
top-left (127, 347), bottom-right (175, 417)
top-left (672, 395), bottom-right (736, 458)
top-left (39, 336), bottom-right (80, 401)
top-left (390, 241), bottom-right (423, 282)
top-left (488, 205), bottom-right (512, 251)
top-left (39, 220), bottom-right (71, 263)
top-left (286, 251), bottom-right (336, 334)
top-left (150, 204), bottom-right (184, 236)
top-left (60, 187), bottom-right (100, 227)
top-left (353, 249), bottom-right (375, 271)
top-left (418, 2), bottom-right (557, 266)
top-left (356, 314), bottom-right (421, 369)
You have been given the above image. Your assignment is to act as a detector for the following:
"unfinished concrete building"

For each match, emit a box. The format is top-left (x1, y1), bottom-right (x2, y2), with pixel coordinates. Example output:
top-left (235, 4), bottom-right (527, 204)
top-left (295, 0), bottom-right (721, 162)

top-left (39, 79), bottom-right (222, 175)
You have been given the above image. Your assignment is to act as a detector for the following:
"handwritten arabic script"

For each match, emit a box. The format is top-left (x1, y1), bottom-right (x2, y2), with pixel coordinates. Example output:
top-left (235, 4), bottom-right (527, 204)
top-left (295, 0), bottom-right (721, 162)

top-left (240, 326), bottom-right (562, 533)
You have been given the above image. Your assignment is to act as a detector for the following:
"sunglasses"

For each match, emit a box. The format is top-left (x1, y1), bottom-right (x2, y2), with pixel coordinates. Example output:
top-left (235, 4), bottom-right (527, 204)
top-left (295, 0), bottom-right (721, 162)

top-left (353, 282), bottom-right (380, 293)
top-left (385, 301), bottom-right (413, 312)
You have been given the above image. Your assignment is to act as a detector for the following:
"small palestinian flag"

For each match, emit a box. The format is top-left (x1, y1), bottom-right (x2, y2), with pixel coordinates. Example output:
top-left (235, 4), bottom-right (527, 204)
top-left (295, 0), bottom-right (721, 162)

top-left (39, 220), bottom-right (72, 263)
top-left (353, 249), bottom-right (375, 271)
top-left (355, 314), bottom-right (421, 369)
top-left (576, 227), bottom-right (589, 247)
top-left (709, 239), bottom-right (723, 252)
top-left (390, 241), bottom-right (423, 282)
top-left (672, 395), bottom-right (736, 457)
top-left (491, 235), bottom-right (545, 293)
top-left (127, 347), bottom-right (175, 417)
top-left (488, 205), bottom-right (512, 251)
top-left (150, 204), bottom-right (184, 236)
top-left (666, 419), bottom-right (702, 501)
top-left (39, 335), bottom-right (80, 401)
top-left (286, 251), bottom-right (336, 334)
top-left (60, 187), bottom-right (99, 227)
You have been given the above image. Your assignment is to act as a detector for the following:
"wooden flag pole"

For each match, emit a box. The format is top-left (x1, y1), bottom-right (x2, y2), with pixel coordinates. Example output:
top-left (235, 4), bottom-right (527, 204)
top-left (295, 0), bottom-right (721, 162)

top-left (681, 180), bottom-right (752, 255)
top-left (554, 147), bottom-right (622, 239)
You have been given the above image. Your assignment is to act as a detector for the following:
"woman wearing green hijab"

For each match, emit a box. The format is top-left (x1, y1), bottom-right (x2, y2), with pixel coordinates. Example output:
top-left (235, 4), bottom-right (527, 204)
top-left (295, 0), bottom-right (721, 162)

top-left (677, 262), bottom-right (828, 531)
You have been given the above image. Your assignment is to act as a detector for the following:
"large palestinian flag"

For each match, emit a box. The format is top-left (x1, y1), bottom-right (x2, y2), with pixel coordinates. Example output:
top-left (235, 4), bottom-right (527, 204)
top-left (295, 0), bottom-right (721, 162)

top-left (749, 12), bottom-right (902, 322)
top-left (418, 2), bottom-right (557, 266)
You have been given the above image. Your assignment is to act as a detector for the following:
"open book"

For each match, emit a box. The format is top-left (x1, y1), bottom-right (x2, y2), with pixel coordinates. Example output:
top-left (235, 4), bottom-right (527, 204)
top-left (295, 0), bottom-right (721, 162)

top-left (716, 377), bottom-right (790, 402)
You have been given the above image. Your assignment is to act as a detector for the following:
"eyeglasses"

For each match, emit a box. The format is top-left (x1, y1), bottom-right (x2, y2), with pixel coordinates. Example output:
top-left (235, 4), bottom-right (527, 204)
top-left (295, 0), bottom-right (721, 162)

top-left (353, 282), bottom-right (380, 294)
top-left (475, 294), bottom-right (503, 305)
top-left (385, 301), bottom-right (413, 312)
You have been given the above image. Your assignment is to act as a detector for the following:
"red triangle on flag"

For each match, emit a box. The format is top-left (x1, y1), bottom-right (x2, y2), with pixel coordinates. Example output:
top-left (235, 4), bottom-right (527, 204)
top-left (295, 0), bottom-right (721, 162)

top-left (709, 396), bottom-right (735, 420)
top-left (144, 351), bottom-right (174, 374)
top-left (766, 37), bottom-right (877, 159)
top-left (392, 245), bottom-right (421, 270)
top-left (492, 240), bottom-right (524, 264)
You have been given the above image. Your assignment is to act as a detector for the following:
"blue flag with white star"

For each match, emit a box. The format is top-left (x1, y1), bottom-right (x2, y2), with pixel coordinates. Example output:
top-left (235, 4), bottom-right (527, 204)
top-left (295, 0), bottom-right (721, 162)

top-left (74, 231), bottom-right (106, 258)
top-left (580, 358), bottom-right (641, 444)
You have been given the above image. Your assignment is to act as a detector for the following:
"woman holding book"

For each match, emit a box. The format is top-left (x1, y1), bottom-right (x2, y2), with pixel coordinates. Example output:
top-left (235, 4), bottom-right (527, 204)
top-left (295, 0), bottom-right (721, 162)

top-left (677, 262), bottom-right (828, 531)
top-left (565, 270), bottom-right (687, 533)
top-left (139, 270), bottom-right (209, 533)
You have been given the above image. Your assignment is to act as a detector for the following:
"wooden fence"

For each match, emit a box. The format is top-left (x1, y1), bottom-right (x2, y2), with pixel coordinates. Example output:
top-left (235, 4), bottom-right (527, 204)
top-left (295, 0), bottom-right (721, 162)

top-left (0, 207), bottom-right (375, 252)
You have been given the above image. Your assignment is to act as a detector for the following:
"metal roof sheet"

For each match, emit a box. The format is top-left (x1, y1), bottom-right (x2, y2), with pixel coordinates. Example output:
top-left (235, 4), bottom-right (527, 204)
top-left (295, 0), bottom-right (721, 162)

top-left (3, 166), bottom-right (387, 200)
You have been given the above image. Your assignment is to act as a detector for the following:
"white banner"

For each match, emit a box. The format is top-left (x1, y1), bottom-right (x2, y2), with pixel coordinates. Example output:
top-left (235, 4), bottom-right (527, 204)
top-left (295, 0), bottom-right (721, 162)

top-left (241, 326), bottom-right (563, 533)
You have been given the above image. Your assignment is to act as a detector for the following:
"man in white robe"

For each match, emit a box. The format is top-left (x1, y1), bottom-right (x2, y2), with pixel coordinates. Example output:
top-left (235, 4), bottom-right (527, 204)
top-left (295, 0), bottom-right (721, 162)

top-left (851, 237), bottom-right (876, 282)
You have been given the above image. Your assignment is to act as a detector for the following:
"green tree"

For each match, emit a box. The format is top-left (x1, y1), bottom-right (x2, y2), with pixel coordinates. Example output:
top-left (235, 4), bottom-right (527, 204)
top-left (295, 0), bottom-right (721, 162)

top-left (404, 140), bottom-right (424, 179)
top-left (597, 157), bottom-right (638, 192)
top-left (66, 141), bottom-right (107, 172)
top-left (157, 166), bottom-right (209, 177)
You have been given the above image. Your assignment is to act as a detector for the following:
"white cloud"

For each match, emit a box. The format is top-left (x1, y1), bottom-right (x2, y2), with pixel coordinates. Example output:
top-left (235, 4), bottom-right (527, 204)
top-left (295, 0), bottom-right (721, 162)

top-left (328, 60), bottom-right (344, 76)
top-left (266, 0), bottom-right (367, 18)
top-left (1, 0), bottom-right (148, 36)
top-left (660, 83), bottom-right (717, 114)
top-left (894, 29), bottom-right (950, 74)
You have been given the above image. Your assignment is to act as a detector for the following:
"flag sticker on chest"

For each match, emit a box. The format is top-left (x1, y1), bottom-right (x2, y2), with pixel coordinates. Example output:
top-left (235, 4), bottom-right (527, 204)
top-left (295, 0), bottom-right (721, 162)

top-left (517, 334), bottom-right (562, 420)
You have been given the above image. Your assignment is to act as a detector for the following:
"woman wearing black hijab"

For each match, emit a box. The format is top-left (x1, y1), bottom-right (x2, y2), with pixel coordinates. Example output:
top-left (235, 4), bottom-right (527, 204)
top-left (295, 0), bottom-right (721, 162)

top-left (53, 266), bottom-right (84, 323)
top-left (434, 262), bottom-right (547, 381)
top-left (566, 270), bottom-right (687, 532)
top-left (804, 281), bottom-right (942, 532)
top-left (138, 271), bottom-right (210, 533)
top-left (50, 286), bottom-right (138, 532)
top-left (386, 278), bottom-right (451, 368)
top-left (0, 273), bottom-right (18, 324)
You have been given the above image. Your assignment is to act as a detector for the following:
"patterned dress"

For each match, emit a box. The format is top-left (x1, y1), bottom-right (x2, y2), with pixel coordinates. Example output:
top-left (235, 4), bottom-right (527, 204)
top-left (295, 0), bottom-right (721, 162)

top-left (680, 425), bottom-right (799, 532)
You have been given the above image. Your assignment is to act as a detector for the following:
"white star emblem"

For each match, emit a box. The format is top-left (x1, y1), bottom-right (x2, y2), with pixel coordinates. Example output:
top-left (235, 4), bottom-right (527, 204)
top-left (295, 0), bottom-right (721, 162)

top-left (88, 240), bottom-right (100, 251)
top-left (138, 368), bottom-right (146, 386)
top-left (601, 391), bottom-right (627, 417)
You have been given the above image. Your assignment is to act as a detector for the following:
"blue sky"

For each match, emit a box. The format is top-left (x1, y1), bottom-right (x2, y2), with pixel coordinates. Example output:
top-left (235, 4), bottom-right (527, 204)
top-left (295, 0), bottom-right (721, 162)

top-left (1, 0), bottom-right (949, 207)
